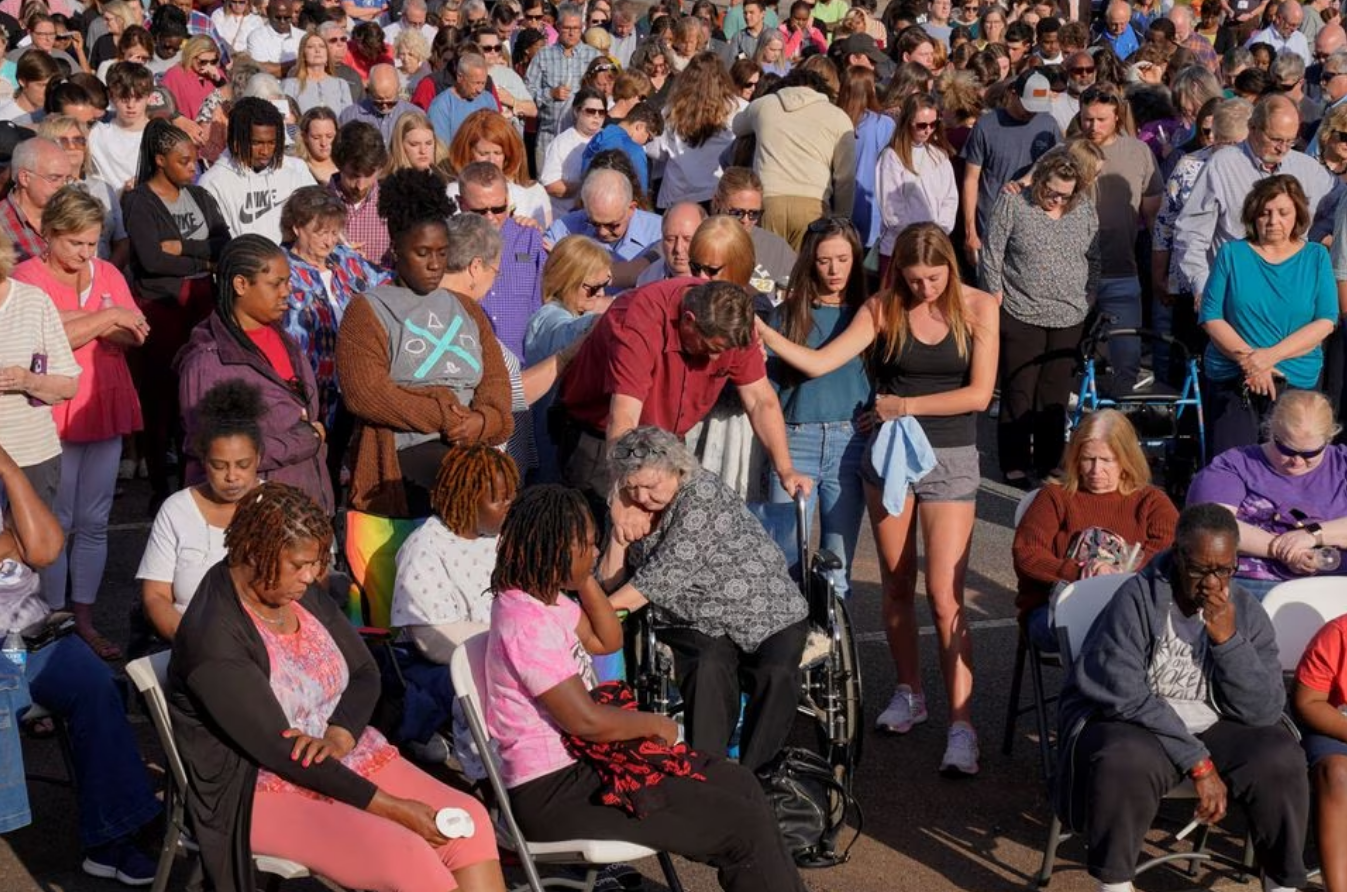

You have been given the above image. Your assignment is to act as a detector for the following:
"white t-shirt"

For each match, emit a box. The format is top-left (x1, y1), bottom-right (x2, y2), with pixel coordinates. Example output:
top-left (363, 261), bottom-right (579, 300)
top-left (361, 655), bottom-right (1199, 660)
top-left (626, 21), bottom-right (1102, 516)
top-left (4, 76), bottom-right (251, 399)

top-left (87, 121), bottom-right (147, 198)
top-left (76, 176), bottom-right (127, 259)
top-left (212, 9), bottom-right (266, 53)
top-left (0, 280), bottom-right (82, 468)
top-left (1147, 600), bottom-right (1221, 734)
top-left (539, 127), bottom-right (592, 218)
top-left (391, 518), bottom-right (498, 628)
top-left (198, 151), bottom-right (317, 242)
top-left (247, 25), bottom-right (302, 66)
top-left (0, 482), bottom-right (49, 633)
top-left (135, 487), bottom-right (229, 614)
top-left (445, 180), bottom-right (552, 228)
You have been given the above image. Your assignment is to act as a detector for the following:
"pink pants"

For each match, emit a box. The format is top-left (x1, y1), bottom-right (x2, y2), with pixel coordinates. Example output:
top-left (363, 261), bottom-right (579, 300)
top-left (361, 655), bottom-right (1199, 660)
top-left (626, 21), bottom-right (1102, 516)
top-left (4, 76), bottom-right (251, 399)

top-left (251, 755), bottom-right (498, 892)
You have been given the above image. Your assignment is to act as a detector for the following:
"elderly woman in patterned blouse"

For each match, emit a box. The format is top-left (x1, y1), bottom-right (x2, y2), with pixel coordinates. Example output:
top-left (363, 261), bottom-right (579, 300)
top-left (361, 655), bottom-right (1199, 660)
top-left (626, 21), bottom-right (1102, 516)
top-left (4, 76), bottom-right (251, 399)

top-left (598, 426), bottom-right (809, 773)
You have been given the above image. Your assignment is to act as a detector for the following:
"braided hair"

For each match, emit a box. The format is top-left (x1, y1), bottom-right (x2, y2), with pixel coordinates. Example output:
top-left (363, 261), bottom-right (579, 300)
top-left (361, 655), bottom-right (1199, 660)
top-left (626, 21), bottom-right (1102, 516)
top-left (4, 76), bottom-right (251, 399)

top-left (136, 117), bottom-right (192, 186)
top-left (378, 167), bottom-right (454, 247)
top-left (226, 97), bottom-right (285, 173)
top-left (192, 379), bottom-right (266, 459)
top-left (224, 482), bottom-right (333, 590)
top-left (214, 234), bottom-right (289, 362)
top-left (429, 445), bottom-right (520, 536)
top-left (492, 484), bottom-right (594, 604)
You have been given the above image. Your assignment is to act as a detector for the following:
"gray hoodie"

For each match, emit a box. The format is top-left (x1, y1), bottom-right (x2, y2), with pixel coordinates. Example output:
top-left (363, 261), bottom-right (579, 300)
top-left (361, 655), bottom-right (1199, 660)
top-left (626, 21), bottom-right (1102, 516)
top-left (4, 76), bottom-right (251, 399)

top-left (1054, 551), bottom-right (1286, 825)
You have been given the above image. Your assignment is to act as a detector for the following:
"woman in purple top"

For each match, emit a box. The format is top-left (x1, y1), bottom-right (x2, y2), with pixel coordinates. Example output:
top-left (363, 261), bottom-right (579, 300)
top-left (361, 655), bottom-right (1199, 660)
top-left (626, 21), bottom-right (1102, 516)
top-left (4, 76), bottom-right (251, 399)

top-left (1187, 390), bottom-right (1347, 600)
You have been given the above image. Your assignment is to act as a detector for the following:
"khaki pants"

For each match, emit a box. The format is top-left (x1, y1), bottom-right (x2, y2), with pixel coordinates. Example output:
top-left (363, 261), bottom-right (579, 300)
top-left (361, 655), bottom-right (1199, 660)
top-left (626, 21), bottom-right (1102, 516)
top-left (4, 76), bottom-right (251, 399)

top-left (761, 195), bottom-right (828, 251)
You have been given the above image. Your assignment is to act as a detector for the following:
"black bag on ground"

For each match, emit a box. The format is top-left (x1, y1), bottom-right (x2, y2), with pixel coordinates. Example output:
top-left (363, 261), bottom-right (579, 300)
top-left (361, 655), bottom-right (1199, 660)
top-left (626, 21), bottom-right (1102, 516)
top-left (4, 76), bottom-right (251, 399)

top-left (757, 747), bottom-right (861, 868)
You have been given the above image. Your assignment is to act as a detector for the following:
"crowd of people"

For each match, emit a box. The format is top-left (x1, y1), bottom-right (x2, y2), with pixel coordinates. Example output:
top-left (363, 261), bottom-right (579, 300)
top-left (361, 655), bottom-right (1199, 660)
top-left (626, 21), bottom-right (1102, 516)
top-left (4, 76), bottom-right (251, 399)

top-left (3, 0), bottom-right (1347, 890)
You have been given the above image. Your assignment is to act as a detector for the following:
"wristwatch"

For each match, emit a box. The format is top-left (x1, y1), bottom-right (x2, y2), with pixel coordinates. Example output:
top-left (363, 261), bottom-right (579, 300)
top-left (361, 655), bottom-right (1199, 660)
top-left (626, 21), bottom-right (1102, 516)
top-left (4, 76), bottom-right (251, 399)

top-left (1306, 522), bottom-right (1326, 548)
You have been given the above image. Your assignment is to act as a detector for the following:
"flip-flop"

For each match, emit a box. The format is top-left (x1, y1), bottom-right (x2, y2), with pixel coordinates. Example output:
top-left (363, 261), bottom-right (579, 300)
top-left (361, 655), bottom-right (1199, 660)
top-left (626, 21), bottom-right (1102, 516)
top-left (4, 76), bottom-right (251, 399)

top-left (78, 630), bottom-right (123, 662)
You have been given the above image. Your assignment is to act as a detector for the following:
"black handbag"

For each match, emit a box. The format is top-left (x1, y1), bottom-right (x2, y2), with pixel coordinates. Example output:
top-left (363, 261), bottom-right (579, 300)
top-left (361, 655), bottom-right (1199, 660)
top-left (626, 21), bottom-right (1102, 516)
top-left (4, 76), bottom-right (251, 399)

top-left (757, 747), bottom-right (861, 868)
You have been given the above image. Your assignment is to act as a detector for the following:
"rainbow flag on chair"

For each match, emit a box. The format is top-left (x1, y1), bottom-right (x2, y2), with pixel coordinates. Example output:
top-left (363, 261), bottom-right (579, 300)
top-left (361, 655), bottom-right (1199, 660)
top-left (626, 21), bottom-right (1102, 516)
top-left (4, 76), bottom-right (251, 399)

top-left (342, 511), bottom-right (427, 630)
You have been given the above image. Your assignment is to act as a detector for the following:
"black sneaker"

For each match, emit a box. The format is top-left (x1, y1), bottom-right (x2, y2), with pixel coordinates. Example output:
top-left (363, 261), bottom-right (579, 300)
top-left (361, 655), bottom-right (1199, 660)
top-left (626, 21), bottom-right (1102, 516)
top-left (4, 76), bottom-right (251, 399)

top-left (83, 839), bottom-right (156, 887)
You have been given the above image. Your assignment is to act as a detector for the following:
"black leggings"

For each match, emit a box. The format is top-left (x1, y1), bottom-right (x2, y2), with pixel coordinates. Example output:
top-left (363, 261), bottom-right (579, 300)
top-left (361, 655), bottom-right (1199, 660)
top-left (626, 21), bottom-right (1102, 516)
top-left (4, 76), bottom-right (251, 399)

top-left (1066, 719), bottom-right (1309, 886)
top-left (997, 311), bottom-right (1082, 478)
top-left (511, 758), bottom-right (807, 892)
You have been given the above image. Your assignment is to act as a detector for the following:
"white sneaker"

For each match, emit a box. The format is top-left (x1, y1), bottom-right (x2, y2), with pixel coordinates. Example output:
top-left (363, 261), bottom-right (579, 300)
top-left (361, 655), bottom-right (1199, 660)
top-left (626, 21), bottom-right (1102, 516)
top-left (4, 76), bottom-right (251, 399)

top-left (875, 687), bottom-right (928, 734)
top-left (939, 723), bottom-right (980, 777)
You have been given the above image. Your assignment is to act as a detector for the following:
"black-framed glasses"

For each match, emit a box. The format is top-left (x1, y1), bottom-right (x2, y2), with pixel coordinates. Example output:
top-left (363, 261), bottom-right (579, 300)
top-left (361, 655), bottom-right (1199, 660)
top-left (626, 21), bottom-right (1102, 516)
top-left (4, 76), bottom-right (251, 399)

top-left (611, 440), bottom-right (663, 461)
top-left (723, 207), bottom-right (762, 222)
top-left (1272, 437), bottom-right (1329, 461)
top-left (480, 42), bottom-right (502, 52)
top-left (578, 105), bottom-right (607, 115)
top-left (689, 260), bottom-right (725, 277)
top-left (1181, 563), bottom-right (1238, 582)
top-left (1322, 68), bottom-right (1347, 84)
top-left (462, 202), bottom-right (512, 216)
top-left (1069, 65), bottom-right (1096, 76)
top-left (580, 276), bottom-right (611, 296)
top-left (1279, 79), bottom-right (1302, 91)
top-left (586, 215), bottom-right (625, 233)
top-left (912, 120), bottom-right (937, 131)
top-left (370, 97), bottom-right (400, 109)
top-left (1041, 186), bottom-right (1074, 204)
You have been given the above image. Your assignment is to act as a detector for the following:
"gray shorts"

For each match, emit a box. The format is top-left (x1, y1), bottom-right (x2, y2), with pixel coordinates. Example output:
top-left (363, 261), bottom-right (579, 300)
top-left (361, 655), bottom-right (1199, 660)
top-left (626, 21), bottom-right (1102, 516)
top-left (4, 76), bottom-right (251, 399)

top-left (861, 442), bottom-right (981, 503)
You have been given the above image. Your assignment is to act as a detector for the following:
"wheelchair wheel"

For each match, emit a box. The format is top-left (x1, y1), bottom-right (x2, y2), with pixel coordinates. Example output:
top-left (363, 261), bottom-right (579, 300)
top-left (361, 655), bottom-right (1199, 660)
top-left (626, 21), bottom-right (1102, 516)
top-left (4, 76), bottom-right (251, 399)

top-left (801, 595), bottom-right (864, 789)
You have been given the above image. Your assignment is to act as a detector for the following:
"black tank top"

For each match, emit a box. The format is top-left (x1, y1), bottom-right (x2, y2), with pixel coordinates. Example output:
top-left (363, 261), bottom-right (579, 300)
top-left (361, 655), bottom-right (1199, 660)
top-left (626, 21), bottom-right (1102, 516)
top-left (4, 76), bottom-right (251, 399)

top-left (873, 329), bottom-right (975, 449)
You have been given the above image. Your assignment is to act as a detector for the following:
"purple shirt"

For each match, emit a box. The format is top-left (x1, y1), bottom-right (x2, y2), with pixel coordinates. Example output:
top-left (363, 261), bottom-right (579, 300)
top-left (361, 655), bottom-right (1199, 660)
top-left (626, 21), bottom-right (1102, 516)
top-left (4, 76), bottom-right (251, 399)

top-left (1187, 444), bottom-right (1347, 580)
top-left (480, 219), bottom-right (544, 359)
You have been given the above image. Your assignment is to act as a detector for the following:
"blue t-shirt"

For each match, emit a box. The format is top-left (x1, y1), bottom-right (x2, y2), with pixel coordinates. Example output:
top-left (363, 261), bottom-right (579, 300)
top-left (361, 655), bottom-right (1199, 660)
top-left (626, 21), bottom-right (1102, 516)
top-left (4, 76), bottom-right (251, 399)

top-left (1200, 239), bottom-right (1338, 389)
top-left (581, 124), bottom-right (649, 192)
top-left (768, 304), bottom-right (874, 425)
top-left (427, 88), bottom-right (498, 146)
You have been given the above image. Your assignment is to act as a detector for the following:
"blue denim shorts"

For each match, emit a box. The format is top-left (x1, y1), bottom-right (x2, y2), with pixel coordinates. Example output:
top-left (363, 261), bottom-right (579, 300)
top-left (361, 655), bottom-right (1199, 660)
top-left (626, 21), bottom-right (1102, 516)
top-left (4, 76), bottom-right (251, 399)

top-left (861, 442), bottom-right (981, 503)
top-left (1302, 731), bottom-right (1347, 767)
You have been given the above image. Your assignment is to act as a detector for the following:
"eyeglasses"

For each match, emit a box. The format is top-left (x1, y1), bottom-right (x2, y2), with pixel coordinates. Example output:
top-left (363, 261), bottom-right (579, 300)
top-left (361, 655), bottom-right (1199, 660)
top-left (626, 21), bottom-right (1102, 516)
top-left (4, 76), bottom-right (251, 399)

top-left (26, 171), bottom-right (75, 185)
top-left (1080, 86), bottom-right (1121, 106)
top-left (1272, 437), bottom-right (1329, 461)
top-left (912, 120), bottom-right (937, 131)
top-left (1258, 131), bottom-right (1297, 148)
top-left (580, 276), bottom-right (611, 296)
top-left (370, 97), bottom-right (400, 109)
top-left (1323, 69), bottom-right (1347, 84)
top-left (55, 135), bottom-right (87, 148)
top-left (1069, 65), bottom-right (1096, 76)
top-left (745, 78), bottom-right (759, 88)
top-left (1201, 127), bottom-right (1214, 137)
top-left (592, 63), bottom-right (615, 73)
top-left (461, 201), bottom-right (511, 216)
top-left (30, 29), bottom-right (56, 38)
top-left (611, 440), bottom-right (663, 461)
top-left (689, 260), bottom-right (725, 277)
top-left (722, 206), bottom-right (762, 222)
top-left (1180, 563), bottom-right (1238, 583)
top-left (196, 56), bottom-right (221, 65)
top-left (1041, 186), bottom-right (1074, 204)
top-left (480, 42), bottom-right (502, 52)
top-left (523, 12), bottom-right (544, 21)
top-left (578, 106), bottom-right (606, 115)
top-left (586, 215), bottom-right (626, 233)
top-left (1279, 79), bottom-right (1302, 91)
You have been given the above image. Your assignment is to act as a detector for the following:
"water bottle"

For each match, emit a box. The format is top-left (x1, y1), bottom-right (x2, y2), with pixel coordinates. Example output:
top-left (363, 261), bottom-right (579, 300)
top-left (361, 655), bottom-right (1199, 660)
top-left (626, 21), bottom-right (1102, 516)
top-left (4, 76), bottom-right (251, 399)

top-left (1314, 547), bottom-right (1342, 573)
top-left (3, 628), bottom-right (25, 670)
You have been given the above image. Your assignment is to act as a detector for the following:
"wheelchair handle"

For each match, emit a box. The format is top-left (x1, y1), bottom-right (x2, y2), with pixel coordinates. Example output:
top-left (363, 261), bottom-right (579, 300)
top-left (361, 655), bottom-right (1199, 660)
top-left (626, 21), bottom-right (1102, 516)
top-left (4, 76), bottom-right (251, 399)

top-left (794, 488), bottom-right (811, 579)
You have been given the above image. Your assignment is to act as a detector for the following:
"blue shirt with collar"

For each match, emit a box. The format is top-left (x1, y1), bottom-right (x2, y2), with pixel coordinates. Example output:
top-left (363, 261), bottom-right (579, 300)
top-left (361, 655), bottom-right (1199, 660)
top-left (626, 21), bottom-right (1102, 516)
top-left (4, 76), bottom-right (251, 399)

top-left (427, 88), bottom-right (498, 146)
top-left (546, 207), bottom-right (662, 268)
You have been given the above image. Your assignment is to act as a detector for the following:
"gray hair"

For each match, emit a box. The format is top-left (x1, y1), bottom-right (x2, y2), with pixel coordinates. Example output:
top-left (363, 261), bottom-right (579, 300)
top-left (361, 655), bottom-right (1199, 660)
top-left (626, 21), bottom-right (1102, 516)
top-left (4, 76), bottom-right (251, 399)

top-left (607, 426), bottom-right (700, 489)
top-left (1323, 49), bottom-right (1347, 78)
top-left (1170, 65), bottom-right (1221, 115)
top-left (11, 136), bottom-right (59, 173)
top-left (403, 0), bottom-right (426, 14)
top-left (581, 167), bottom-right (633, 207)
top-left (460, 0), bottom-right (487, 16)
top-left (557, 2), bottom-right (584, 23)
top-left (243, 72), bottom-right (285, 100)
top-left (1271, 52), bottom-right (1305, 84)
top-left (394, 28), bottom-right (430, 62)
top-left (318, 20), bottom-right (346, 37)
top-left (1212, 97), bottom-right (1253, 143)
top-left (458, 159), bottom-right (507, 190)
top-left (444, 212), bottom-right (502, 272)
top-left (457, 52), bottom-right (488, 76)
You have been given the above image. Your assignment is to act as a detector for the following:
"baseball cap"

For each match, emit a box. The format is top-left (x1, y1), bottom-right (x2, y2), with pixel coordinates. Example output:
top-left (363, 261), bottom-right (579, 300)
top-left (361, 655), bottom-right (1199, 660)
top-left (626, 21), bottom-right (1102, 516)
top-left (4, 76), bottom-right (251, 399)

top-left (0, 121), bottom-right (35, 166)
top-left (1016, 68), bottom-right (1055, 114)
top-left (836, 33), bottom-right (887, 66)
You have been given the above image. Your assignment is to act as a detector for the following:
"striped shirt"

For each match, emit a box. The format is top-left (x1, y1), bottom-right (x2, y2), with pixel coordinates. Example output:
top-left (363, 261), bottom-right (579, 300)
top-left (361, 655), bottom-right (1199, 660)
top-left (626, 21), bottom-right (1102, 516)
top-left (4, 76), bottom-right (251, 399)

top-left (0, 280), bottom-right (81, 467)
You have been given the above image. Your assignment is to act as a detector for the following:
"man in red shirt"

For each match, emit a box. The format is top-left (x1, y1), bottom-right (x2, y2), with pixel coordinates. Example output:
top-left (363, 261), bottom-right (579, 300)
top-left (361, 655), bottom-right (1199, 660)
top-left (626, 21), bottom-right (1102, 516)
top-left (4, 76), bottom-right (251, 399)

top-left (556, 277), bottom-right (810, 503)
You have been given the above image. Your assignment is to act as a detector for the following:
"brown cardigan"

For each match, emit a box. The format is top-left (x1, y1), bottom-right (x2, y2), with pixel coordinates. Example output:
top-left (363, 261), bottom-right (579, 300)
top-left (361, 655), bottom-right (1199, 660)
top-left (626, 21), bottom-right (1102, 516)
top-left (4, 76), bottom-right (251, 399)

top-left (336, 289), bottom-right (513, 516)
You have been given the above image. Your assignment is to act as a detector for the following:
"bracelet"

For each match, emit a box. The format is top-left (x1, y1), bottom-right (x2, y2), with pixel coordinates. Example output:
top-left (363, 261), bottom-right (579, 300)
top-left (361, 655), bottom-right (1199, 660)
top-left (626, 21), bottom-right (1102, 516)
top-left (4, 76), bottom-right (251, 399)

top-left (1189, 757), bottom-right (1216, 780)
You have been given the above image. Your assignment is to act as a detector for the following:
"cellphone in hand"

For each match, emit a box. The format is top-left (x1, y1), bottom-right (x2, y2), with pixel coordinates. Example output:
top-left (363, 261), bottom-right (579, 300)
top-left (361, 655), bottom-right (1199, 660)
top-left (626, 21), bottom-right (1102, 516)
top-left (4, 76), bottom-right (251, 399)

top-left (27, 352), bottom-right (46, 408)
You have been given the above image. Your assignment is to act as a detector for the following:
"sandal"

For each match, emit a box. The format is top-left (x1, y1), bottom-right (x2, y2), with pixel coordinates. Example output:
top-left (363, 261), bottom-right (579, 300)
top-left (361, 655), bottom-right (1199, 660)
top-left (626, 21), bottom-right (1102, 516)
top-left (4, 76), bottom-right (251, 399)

top-left (78, 629), bottom-right (123, 661)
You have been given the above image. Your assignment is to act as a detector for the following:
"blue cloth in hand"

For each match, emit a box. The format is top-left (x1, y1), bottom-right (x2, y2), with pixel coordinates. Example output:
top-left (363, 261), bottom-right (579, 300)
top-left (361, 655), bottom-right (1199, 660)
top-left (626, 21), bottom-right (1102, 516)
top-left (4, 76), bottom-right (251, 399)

top-left (870, 417), bottom-right (936, 515)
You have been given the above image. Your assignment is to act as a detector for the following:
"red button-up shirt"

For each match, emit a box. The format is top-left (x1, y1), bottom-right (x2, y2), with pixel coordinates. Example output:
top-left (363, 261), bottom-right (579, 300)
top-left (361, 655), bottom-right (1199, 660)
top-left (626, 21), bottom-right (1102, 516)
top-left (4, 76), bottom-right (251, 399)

top-left (558, 277), bottom-right (766, 436)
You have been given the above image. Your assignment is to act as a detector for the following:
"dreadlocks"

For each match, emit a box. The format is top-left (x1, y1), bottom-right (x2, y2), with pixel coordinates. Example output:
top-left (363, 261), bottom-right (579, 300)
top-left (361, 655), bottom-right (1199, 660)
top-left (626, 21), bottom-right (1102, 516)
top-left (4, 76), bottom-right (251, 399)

top-left (225, 482), bottom-right (333, 590)
top-left (214, 233), bottom-right (288, 361)
top-left (226, 97), bottom-right (285, 172)
top-left (136, 117), bottom-right (192, 186)
top-left (430, 444), bottom-right (520, 536)
top-left (492, 484), bottom-right (593, 604)
top-left (378, 167), bottom-right (455, 246)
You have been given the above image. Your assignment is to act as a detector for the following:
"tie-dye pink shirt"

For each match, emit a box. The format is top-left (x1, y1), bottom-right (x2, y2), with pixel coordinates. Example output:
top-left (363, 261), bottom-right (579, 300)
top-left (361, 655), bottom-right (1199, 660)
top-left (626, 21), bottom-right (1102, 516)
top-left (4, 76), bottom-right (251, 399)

top-left (486, 588), bottom-right (597, 788)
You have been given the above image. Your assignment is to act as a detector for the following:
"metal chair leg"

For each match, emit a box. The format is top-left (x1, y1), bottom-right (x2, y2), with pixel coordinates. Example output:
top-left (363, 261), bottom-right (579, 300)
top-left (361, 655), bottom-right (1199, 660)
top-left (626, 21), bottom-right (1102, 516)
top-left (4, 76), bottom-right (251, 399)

top-left (1028, 644), bottom-right (1054, 784)
top-left (1188, 823), bottom-right (1212, 877)
top-left (1002, 635), bottom-right (1028, 756)
top-left (1036, 813), bottom-right (1063, 887)
top-left (657, 851), bottom-right (685, 892)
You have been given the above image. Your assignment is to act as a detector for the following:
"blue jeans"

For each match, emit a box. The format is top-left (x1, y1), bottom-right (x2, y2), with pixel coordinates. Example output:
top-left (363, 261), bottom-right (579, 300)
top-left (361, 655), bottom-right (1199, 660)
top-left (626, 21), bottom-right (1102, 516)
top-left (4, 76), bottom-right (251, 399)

top-left (766, 421), bottom-right (866, 598)
top-left (1096, 276), bottom-right (1143, 392)
top-left (0, 655), bottom-right (31, 834)
top-left (24, 636), bottom-right (161, 849)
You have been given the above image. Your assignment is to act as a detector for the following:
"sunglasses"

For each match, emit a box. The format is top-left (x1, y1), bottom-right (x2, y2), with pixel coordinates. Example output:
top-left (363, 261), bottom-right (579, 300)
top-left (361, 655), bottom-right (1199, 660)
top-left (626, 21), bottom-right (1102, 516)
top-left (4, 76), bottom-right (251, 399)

top-left (523, 12), bottom-right (544, 21)
top-left (480, 42), bottom-right (502, 51)
top-left (580, 277), bottom-right (611, 296)
top-left (196, 56), bottom-right (220, 65)
top-left (1201, 127), bottom-right (1214, 137)
top-left (689, 260), bottom-right (725, 277)
top-left (1272, 437), bottom-right (1329, 461)
top-left (912, 120), bottom-right (937, 131)
top-left (370, 97), bottom-right (400, 109)
top-left (56, 135), bottom-right (87, 148)
top-left (1069, 65), bottom-right (1096, 76)
top-left (578, 106), bottom-right (606, 115)
top-left (723, 207), bottom-right (762, 221)
top-left (1322, 69), bottom-right (1347, 83)
top-left (462, 202), bottom-right (511, 216)
top-left (1041, 185), bottom-right (1073, 204)
top-left (745, 78), bottom-right (759, 88)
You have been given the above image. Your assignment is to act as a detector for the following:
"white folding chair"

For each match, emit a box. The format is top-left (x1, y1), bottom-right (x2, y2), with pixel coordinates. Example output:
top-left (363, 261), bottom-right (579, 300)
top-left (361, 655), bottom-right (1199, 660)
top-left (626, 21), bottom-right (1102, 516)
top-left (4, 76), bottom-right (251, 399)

top-left (1260, 577), bottom-right (1347, 672)
top-left (1013, 487), bottom-right (1041, 527)
top-left (125, 652), bottom-right (312, 892)
top-left (449, 631), bottom-right (685, 892)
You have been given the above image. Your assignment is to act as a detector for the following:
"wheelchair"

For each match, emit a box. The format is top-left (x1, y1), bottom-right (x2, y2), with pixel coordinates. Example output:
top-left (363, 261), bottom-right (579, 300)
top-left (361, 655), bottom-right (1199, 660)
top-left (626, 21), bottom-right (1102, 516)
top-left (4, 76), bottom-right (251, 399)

top-left (629, 491), bottom-right (864, 790)
top-left (1072, 317), bottom-right (1207, 502)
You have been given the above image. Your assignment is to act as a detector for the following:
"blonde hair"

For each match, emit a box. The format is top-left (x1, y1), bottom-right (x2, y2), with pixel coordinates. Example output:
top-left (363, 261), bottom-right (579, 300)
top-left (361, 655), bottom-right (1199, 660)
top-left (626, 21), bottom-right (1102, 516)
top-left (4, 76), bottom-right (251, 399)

top-left (179, 35), bottom-right (219, 71)
top-left (102, 0), bottom-right (137, 29)
top-left (542, 235), bottom-right (612, 313)
top-left (0, 231), bottom-right (15, 280)
top-left (35, 115), bottom-right (89, 177)
top-left (394, 28), bottom-right (431, 69)
top-left (384, 109), bottom-right (451, 177)
top-left (40, 186), bottom-right (105, 239)
top-left (1057, 409), bottom-right (1151, 495)
top-left (584, 26), bottom-right (613, 52)
top-left (689, 216), bottom-right (753, 287)
top-left (877, 222), bottom-right (971, 362)
top-left (1267, 390), bottom-right (1342, 444)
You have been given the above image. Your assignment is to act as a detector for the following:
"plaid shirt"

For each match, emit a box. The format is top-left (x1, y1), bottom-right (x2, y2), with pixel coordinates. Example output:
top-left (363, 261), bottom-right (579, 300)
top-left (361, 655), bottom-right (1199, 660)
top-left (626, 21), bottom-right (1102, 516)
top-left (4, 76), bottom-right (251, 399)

top-left (0, 194), bottom-right (46, 264)
top-left (187, 9), bottom-right (215, 38)
top-left (480, 219), bottom-right (544, 359)
top-left (327, 176), bottom-right (390, 268)
top-left (285, 244), bottom-right (392, 428)
top-left (525, 42), bottom-right (600, 136)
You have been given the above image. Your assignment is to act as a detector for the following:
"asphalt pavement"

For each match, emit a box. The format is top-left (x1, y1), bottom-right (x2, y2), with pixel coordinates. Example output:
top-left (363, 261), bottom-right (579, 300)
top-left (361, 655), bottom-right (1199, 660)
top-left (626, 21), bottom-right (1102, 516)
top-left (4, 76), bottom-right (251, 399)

top-left (1, 425), bottom-right (1279, 892)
